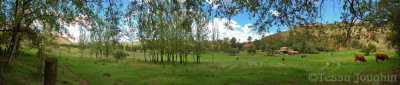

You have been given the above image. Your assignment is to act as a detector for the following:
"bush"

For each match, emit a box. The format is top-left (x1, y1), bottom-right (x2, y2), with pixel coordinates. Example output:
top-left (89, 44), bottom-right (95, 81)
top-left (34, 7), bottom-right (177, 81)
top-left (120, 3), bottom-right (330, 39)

top-left (351, 40), bottom-right (362, 49)
top-left (227, 47), bottom-right (239, 56)
top-left (315, 43), bottom-right (335, 52)
top-left (308, 48), bottom-right (320, 54)
top-left (361, 43), bottom-right (377, 56)
top-left (247, 47), bottom-right (256, 54)
top-left (114, 50), bottom-right (129, 62)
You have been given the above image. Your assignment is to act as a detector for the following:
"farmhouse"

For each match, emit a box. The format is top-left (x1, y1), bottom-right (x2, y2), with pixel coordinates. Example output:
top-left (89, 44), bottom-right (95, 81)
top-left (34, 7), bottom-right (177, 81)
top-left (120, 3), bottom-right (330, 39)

top-left (276, 47), bottom-right (299, 55)
top-left (243, 44), bottom-right (253, 48)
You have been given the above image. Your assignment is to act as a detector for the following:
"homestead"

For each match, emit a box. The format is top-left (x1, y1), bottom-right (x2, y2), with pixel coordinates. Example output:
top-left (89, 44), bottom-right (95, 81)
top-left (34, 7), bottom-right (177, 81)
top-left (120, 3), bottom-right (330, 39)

top-left (275, 47), bottom-right (299, 55)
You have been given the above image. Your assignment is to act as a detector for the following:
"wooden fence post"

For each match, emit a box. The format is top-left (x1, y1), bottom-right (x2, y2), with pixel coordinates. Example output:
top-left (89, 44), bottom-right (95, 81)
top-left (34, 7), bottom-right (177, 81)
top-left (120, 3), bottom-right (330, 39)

top-left (45, 58), bottom-right (57, 85)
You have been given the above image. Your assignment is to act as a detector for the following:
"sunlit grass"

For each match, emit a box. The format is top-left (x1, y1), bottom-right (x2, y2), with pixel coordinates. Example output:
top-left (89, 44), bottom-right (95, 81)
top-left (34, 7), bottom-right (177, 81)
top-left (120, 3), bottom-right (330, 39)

top-left (53, 49), bottom-right (399, 85)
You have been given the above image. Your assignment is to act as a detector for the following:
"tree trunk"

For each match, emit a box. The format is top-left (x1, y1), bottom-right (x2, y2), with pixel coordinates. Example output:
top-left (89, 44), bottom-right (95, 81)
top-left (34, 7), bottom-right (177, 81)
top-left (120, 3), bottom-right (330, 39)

top-left (161, 51), bottom-right (163, 63)
top-left (196, 54), bottom-right (199, 63)
top-left (212, 53), bottom-right (214, 64)
top-left (167, 52), bottom-right (170, 63)
top-left (180, 53), bottom-right (182, 63)
top-left (37, 45), bottom-right (44, 76)
top-left (144, 51), bottom-right (147, 62)
top-left (6, 32), bottom-right (19, 66)
top-left (0, 46), bottom-right (2, 57)
top-left (193, 54), bottom-right (195, 63)
top-left (185, 53), bottom-right (188, 65)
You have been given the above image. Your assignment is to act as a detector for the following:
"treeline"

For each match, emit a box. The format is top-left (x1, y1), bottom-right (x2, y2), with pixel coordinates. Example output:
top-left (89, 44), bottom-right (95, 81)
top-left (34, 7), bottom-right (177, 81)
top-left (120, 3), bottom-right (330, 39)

top-left (251, 28), bottom-right (335, 54)
top-left (1, 0), bottom-right (399, 67)
top-left (130, 0), bottom-right (210, 64)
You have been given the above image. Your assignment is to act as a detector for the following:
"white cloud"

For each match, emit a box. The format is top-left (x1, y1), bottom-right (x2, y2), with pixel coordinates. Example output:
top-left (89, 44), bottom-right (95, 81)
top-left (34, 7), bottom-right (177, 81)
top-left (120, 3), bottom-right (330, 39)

top-left (64, 17), bottom-right (275, 43)
top-left (269, 10), bottom-right (280, 17)
top-left (241, 24), bottom-right (252, 33)
top-left (207, 18), bottom-right (272, 42)
top-left (206, 0), bottom-right (220, 9)
top-left (60, 14), bottom-right (91, 43)
top-left (62, 24), bottom-right (80, 43)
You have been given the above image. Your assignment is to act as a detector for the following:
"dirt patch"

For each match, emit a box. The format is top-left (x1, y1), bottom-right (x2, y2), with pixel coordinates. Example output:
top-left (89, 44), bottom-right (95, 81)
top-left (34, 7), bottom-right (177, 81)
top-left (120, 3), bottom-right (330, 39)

top-left (103, 73), bottom-right (111, 77)
top-left (391, 67), bottom-right (400, 83)
top-left (0, 56), bottom-right (7, 66)
top-left (62, 64), bottom-right (91, 85)
top-left (103, 73), bottom-right (123, 85)
top-left (0, 56), bottom-right (7, 62)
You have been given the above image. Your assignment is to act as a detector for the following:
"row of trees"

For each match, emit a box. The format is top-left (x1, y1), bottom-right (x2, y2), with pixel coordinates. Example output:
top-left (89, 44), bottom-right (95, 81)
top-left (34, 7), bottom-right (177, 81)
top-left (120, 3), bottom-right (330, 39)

top-left (1, 0), bottom-right (398, 67)
top-left (0, 0), bottom-right (97, 66)
top-left (127, 0), bottom-right (211, 64)
top-left (77, 0), bottom-right (125, 60)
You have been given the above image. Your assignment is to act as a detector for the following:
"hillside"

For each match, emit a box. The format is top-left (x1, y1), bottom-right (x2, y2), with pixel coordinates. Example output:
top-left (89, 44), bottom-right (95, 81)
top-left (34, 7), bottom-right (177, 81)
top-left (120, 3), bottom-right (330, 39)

top-left (54, 35), bottom-right (141, 46)
top-left (55, 35), bottom-right (75, 45)
top-left (262, 21), bottom-right (391, 50)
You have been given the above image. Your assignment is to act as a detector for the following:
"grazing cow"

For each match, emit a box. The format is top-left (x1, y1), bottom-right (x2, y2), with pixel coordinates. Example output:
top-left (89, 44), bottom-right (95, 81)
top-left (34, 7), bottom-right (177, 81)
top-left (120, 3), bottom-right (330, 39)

top-left (375, 53), bottom-right (390, 64)
top-left (282, 57), bottom-right (285, 61)
top-left (354, 54), bottom-right (367, 64)
top-left (301, 54), bottom-right (307, 58)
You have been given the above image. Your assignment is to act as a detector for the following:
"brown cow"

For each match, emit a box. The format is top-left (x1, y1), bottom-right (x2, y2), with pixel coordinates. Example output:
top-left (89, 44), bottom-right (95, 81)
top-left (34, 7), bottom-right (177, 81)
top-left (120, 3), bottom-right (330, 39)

top-left (375, 53), bottom-right (390, 64)
top-left (354, 54), bottom-right (367, 64)
top-left (301, 54), bottom-right (307, 58)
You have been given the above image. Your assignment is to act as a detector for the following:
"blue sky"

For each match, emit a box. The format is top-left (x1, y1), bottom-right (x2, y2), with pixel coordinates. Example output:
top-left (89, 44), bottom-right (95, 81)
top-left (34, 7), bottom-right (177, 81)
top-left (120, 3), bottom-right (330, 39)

top-left (205, 1), bottom-right (345, 42)
top-left (65, 0), bottom-right (346, 43)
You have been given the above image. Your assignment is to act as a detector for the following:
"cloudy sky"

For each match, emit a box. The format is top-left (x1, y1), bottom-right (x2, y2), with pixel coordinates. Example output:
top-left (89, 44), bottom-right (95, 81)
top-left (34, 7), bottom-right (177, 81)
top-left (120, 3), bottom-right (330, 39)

top-left (65, 0), bottom-right (344, 43)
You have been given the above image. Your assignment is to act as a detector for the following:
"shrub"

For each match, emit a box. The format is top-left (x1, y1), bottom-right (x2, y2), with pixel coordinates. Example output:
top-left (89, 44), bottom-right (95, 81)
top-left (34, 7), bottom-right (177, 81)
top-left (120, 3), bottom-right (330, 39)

top-left (114, 50), bottom-right (129, 62)
top-left (315, 43), bottom-right (335, 52)
top-left (351, 40), bottom-right (362, 49)
top-left (361, 43), bottom-right (377, 56)
top-left (227, 47), bottom-right (239, 56)
top-left (308, 48), bottom-right (320, 54)
top-left (247, 47), bottom-right (256, 54)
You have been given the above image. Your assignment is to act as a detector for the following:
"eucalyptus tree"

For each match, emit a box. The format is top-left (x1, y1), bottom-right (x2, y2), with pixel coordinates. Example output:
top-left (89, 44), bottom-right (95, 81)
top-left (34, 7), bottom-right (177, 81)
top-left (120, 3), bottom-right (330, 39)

top-left (126, 0), bottom-right (211, 64)
top-left (339, 0), bottom-right (400, 55)
top-left (28, 28), bottom-right (59, 75)
top-left (193, 14), bottom-right (210, 63)
top-left (247, 36), bottom-right (252, 43)
top-left (210, 0), bottom-right (400, 55)
top-left (102, 0), bottom-right (124, 58)
top-left (0, 0), bottom-right (97, 66)
top-left (78, 27), bottom-right (87, 57)
top-left (210, 20), bottom-right (219, 63)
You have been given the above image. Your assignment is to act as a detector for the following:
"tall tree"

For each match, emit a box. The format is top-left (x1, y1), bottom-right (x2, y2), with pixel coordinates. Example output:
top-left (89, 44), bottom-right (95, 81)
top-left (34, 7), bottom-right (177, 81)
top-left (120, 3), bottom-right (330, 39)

top-left (230, 37), bottom-right (237, 48)
top-left (0, 0), bottom-right (97, 66)
top-left (247, 36), bottom-right (252, 43)
top-left (127, 0), bottom-right (211, 64)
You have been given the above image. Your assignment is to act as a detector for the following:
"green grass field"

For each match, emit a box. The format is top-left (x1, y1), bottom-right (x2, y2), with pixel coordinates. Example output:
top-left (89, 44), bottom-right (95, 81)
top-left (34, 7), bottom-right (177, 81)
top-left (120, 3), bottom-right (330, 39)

top-left (1, 48), bottom-right (399, 85)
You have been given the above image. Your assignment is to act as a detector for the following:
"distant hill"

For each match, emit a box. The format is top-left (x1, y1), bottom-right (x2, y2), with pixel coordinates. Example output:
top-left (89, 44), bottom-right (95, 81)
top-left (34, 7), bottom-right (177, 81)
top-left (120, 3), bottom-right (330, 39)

top-left (262, 21), bottom-right (392, 50)
top-left (121, 42), bottom-right (141, 46)
top-left (54, 34), bottom-right (141, 46)
top-left (53, 34), bottom-right (76, 45)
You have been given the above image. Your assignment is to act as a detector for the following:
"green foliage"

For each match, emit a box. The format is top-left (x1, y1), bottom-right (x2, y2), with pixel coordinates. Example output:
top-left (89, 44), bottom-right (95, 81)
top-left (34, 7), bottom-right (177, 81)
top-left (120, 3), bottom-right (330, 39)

top-left (230, 37), bottom-right (237, 48)
top-left (114, 50), bottom-right (129, 62)
top-left (227, 47), bottom-right (239, 56)
top-left (368, 43), bottom-right (377, 53)
top-left (212, 0), bottom-right (322, 33)
top-left (247, 47), bottom-right (256, 54)
top-left (351, 40), bottom-right (362, 49)
top-left (361, 43), bottom-right (377, 56)
top-left (247, 36), bottom-right (252, 43)
top-left (314, 43), bottom-right (335, 52)
top-left (128, 0), bottom-right (210, 63)
top-left (340, 0), bottom-right (399, 55)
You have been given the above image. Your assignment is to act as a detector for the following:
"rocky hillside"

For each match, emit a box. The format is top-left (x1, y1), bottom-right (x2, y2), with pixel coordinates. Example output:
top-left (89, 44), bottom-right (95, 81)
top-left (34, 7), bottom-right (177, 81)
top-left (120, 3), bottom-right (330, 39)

top-left (263, 21), bottom-right (392, 50)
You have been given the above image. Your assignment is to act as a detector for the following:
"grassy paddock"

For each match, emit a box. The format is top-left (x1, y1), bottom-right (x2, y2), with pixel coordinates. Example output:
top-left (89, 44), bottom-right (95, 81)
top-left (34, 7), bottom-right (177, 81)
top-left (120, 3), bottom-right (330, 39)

top-left (0, 48), bottom-right (399, 85)
top-left (54, 49), bottom-right (399, 85)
